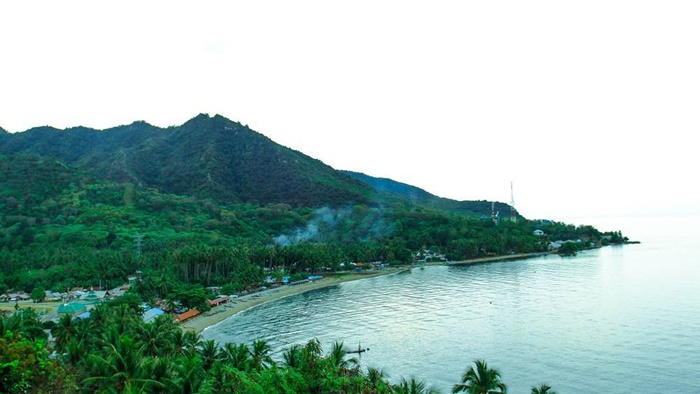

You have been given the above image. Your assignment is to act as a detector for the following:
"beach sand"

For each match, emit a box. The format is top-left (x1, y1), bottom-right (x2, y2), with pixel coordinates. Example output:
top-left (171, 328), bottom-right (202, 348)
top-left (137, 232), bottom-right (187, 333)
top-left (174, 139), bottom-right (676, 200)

top-left (180, 253), bottom-right (554, 334)
top-left (180, 268), bottom-right (410, 334)
top-left (0, 254), bottom-right (548, 332)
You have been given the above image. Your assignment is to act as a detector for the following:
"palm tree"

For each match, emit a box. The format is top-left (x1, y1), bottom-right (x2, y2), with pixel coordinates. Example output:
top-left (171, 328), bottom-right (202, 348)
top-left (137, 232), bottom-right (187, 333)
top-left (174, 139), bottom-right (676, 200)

top-left (221, 342), bottom-right (252, 371)
top-left (53, 313), bottom-right (78, 352)
top-left (198, 339), bottom-right (221, 371)
top-left (531, 383), bottom-right (557, 394)
top-left (366, 367), bottom-right (389, 392)
top-left (183, 330), bottom-right (202, 355)
top-left (327, 341), bottom-right (358, 372)
top-left (82, 336), bottom-right (159, 393)
top-left (395, 377), bottom-right (442, 394)
top-left (282, 344), bottom-right (303, 369)
top-left (249, 338), bottom-right (274, 371)
top-left (145, 357), bottom-right (177, 393)
top-left (139, 322), bottom-right (168, 357)
top-left (452, 359), bottom-right (507, 394)
top-left (173, 354), bottom-right (205, 394)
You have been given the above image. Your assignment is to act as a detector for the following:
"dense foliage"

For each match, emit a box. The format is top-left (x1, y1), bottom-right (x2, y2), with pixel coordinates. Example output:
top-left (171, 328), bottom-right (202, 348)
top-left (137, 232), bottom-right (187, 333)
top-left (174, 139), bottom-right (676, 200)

top-left (0, 115), bottom-right (375, 208)
top-left (0, 115), bottom-right (624, 392)
top-left (0, 303), bottom-right (557, 393)
top-left (0, 154), bottom-right (623, 296)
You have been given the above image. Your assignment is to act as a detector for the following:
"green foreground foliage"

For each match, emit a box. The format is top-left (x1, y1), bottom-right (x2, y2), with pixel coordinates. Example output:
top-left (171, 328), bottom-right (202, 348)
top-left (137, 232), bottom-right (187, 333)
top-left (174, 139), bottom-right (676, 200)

top-left (0, 303), bottom-right (556, 393)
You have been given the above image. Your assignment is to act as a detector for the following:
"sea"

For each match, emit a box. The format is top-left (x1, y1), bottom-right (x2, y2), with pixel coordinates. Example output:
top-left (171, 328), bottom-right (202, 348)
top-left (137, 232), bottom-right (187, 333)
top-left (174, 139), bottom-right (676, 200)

top-left (202, 214), bottom-right (700, 393)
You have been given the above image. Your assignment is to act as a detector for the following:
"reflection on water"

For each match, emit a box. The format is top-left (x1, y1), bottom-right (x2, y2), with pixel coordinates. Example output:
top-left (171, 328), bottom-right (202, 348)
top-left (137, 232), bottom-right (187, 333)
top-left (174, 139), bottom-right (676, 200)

top-left (203, 216), bottom-right (700, 393)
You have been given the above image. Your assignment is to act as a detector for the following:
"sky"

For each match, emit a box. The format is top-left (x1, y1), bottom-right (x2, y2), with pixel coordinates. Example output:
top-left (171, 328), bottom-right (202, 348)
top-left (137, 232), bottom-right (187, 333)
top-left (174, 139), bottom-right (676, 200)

top-left (1, 1), bottom-right (698, 231)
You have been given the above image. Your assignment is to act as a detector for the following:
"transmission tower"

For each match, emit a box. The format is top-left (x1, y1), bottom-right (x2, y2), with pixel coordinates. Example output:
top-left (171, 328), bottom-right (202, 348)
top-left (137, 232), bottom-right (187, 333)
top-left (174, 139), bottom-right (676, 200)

top-left (510, 181), bottom-right (517, 223)
top-left (134, 234), bottom-right (143, 262)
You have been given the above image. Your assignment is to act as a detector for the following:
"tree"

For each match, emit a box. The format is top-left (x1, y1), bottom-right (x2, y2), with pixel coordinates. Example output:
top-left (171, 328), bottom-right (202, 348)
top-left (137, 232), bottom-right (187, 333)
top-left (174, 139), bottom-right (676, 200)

top-left (395, 377), bottom-right (441, 394)
top-left (82, 336), bottom-right (159, 393)
top-left (221, 342), bottom-right (251, 371)
top-left (198, 339), bottom-right (220, 371)
top-left (249, 339), bottom-right (273, 371)
top-left (31, 287), bottom-right (45, 303)
top-left (452, 359), bottom-right (507, 394)
top-left (327, 341), bottom-right (358, 372)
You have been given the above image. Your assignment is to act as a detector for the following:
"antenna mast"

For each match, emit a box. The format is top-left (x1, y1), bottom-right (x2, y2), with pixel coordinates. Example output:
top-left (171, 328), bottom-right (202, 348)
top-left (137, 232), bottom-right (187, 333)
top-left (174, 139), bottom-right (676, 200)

top-left (134, 234), bottom-right (143, 264)
top-left (510, 181), bottom-right (517, 223)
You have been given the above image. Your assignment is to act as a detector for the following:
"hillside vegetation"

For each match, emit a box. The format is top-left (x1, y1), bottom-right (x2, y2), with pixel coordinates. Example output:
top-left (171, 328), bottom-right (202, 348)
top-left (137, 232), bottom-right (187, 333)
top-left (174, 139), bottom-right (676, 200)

top-left (0, 115), bottom-right (624, 298)
top-left (0, 115), bottom-right (627, 393)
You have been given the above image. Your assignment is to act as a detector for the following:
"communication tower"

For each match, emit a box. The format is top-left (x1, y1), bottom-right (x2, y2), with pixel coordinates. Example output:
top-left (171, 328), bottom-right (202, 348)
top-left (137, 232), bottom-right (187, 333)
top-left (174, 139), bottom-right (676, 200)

top-left (134, 234), bottom-right (143, 262)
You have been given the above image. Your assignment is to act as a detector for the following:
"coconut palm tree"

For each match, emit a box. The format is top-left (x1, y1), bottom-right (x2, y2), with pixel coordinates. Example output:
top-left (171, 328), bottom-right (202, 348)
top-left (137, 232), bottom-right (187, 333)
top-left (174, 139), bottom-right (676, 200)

top-left (198, 339), bottom-right (221, 371)
top-left (531, 383), bottom-right (557, 394)
top-left (327, 341), bottom-right (358, 372)
top-left (53, 313), bottom-right (78, 352)
top-left (366, 367), bottom-right (390, 392)
top-left (183, 330), bottom-right (202, 355)
top-left (145, 357), bottom-right (177, 393)
top-left (82, 336), bottom-right (159, 393)
top-left (452, 359), bottom-right (507, 394)
top-left (173, 354), bottom-right (205, 394)
top-left (282, 344), bottom-right (303, 369)
top-left (395, 377), bottom-right (442, 394)
top-left (221, 342), bottom-right (252, 372)
top-left (249, 338), bottom-right (274, 371)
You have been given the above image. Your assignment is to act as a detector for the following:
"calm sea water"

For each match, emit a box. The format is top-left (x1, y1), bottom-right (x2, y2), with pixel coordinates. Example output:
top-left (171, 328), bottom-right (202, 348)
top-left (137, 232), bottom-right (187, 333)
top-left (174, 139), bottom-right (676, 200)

top-left (203, 215), bottom-right (700, 393)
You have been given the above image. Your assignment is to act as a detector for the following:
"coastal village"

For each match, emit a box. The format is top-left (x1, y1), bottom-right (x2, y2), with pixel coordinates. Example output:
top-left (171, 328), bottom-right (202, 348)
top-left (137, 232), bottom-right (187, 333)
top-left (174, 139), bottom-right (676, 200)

top-left (0, 233), bottom-right (596, 335)
top-left (0, 261), bottom-right (403, 338)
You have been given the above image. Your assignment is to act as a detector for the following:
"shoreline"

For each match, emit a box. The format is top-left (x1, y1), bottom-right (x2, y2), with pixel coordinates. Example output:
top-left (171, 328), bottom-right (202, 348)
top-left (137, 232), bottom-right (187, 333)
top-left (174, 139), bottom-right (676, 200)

top-left (180, 267), bottom-right (411, 334)
top-left (181, 252), bottom-right (559, 334)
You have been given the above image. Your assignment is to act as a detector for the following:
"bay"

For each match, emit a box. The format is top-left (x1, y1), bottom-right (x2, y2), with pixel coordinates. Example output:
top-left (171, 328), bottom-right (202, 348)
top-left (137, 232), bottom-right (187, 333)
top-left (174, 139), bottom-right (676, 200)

top-left (203, 215), bottom-right (700, 393)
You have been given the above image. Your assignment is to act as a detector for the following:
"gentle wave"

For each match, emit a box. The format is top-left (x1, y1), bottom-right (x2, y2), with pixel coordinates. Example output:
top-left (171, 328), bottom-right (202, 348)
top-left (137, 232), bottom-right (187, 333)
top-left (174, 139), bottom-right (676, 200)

top-left (204, 219), bottom-right (700, 393)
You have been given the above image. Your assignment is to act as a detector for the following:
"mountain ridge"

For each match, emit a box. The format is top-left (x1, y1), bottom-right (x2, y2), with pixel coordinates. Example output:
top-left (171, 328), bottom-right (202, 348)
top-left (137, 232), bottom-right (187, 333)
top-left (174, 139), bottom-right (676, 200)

top-left (0, 114), bottom-right (377, 208)
top-left (0, 114), bottom-right (510, 214)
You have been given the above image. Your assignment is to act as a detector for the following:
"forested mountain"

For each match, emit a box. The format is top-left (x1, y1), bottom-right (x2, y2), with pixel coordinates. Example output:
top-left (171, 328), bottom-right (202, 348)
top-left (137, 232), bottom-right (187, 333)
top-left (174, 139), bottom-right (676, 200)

top-left (343, 170), bottom-right (513, 218)
top-left (0, 114), bottom-right (518, 215)
top-left (0, 114), bottom-right (624, 297)
top-left (0, 114), bottom-right (374, 208)
top-left (0, 121), bottom-right (618, 394)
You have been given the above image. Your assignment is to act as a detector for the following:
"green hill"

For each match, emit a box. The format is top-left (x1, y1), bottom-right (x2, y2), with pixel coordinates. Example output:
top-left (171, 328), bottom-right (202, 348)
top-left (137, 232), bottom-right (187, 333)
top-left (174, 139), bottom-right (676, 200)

top-left (0, 115), bottom-right (623, 295)
top-left (0, 114), bottom-right (374, 208)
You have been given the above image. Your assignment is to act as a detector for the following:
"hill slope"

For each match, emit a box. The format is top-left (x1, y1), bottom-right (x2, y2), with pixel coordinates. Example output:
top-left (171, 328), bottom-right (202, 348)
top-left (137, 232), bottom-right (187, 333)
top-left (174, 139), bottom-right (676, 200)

top-left (0, 114), bottom-right (374, 208)
top-left (343, 170), bottom-right (514, 218)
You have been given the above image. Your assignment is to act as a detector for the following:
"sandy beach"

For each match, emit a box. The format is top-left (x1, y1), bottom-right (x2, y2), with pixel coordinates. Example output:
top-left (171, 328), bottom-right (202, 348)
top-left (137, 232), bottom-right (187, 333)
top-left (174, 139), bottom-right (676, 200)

top-left (180, 252), bottom-right (555, 333)
top-left (0, 253), bottom-right (551, 332)
top-left (180, 268), bottom-right (410, 334)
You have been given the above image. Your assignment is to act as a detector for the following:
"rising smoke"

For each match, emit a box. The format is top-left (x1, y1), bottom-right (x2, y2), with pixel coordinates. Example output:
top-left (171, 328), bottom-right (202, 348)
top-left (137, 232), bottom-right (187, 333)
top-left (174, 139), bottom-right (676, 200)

top-left (273, 206), bottom-right (393, 246)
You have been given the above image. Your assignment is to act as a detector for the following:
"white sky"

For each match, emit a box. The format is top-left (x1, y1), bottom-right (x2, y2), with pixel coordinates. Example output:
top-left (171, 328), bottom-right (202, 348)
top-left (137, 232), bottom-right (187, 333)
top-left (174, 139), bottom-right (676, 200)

top-left (1, 1), bottom-right (698, 229)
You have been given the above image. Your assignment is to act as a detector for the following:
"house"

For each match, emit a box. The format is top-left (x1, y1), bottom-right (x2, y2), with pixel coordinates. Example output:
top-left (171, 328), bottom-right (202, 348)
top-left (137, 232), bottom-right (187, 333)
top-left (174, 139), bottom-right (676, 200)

top-left (533, 229), bottom-right (544, 236)
top-left (76, 312), bottom-right (91, 320)
top-left (175, 308), bottom-right (200, 322)
top-left (44, 291), bottom-right (62, 301)
top-left (108, 285), bottom-right (129, 299)
top-left (142, 307), bottom-right (166, 323)
top-left (57, 302), bottom-right (87, 316)
top-left (80, 290), bottom-right (103, 305)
